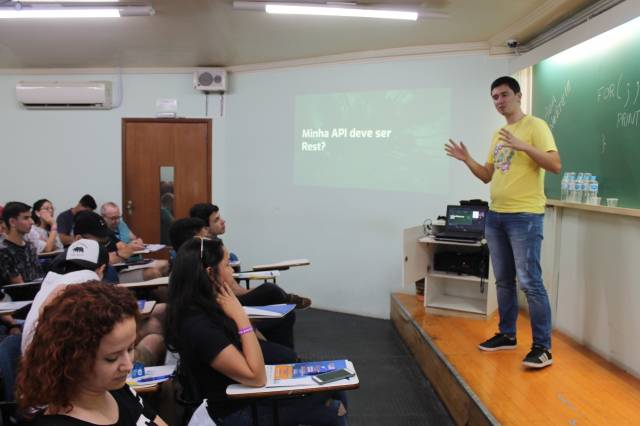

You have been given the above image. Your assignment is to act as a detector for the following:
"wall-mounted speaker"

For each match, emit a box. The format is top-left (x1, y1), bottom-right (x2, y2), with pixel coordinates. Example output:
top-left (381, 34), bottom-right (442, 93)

top-left (193, 68), bottom-right (227, 92)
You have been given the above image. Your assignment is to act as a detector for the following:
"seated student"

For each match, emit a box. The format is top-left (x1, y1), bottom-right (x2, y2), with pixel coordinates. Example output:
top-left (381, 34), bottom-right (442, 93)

top-left (21, 238), bottom-right (110, 352)
top-left (47, 217), bottom-right (166, 366)
top-left (22, 239), bottom-right (166, 364)
top-left (0, 201), bottom-right (43, 284)
top-left (24, 198), bottom-right (63, 254)
top-left (170, 218), bottom-right (300, 350)
top-left (165, 237), bottom-right (347, 425)
top-left (70, 211), bottom-right (167, 284)
top-left (56, 194), bottom-right (97, 247)
top-left (100, 202), bottom-right (144, 247)
top-left (188, 203), bottom-right (311, 309)
top-left (16, 283), bottom-right (168, 425)
top-left (100, 202), bottom-right (170, 282)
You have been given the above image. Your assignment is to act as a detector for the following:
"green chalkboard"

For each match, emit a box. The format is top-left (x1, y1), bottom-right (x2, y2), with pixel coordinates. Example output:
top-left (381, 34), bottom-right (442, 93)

top-left (532, 21), bottom-right (640, 208)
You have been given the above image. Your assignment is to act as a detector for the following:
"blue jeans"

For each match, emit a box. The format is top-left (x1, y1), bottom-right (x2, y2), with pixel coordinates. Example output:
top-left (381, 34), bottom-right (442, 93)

top-left (485, 211), bottom-right (552, 349)
top-left (0, 334), bottom-right (22, 400)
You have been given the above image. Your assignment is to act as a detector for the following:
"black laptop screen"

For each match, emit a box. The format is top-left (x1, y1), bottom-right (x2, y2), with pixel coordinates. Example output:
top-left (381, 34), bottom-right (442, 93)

top-left (445, 205), bottom-right (487, 234)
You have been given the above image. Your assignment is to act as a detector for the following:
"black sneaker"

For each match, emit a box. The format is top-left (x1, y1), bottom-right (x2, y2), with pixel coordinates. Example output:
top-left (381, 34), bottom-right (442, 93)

top-left (522, 344), bottom-right (553, 368)
top-left (286, 293), bottom-right (312, 310)
top-left (478, 333), bottom-right (517, 351)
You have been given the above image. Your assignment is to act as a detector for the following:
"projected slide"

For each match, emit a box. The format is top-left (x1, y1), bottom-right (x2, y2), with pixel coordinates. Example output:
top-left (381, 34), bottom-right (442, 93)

top-left (293, 88), bottom-right (451, 193)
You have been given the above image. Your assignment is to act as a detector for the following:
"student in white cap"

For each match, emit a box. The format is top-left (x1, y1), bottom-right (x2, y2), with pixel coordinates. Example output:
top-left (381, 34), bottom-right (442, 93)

top-left (21, 239), bottom-right (109, 353)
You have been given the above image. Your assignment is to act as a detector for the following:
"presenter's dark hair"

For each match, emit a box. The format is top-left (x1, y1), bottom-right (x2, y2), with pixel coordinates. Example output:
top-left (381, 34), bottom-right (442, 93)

top-left (2, 201), bottom-right (31, 226)
top-left (189, 203), bottom-right (219, 223)
top-left (16, 283), bottom-right (138, 414)
top-left (491, 76), bottom-right (521, 95)
top-left (169, 217), bottom-right (207, 251)
top-left (165, 236), bottom-right (236, 353)
top-left (79, 194), bottom-right (97, 210)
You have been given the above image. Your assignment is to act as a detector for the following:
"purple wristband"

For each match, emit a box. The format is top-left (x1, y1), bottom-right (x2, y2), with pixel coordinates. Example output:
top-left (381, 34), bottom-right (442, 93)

top-left (238, 326), bottom-right (254, 336)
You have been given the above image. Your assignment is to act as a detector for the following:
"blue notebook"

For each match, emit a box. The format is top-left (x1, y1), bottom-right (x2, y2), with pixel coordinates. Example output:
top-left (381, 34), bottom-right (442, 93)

top-left (244, 304), bottom-right (295, 318)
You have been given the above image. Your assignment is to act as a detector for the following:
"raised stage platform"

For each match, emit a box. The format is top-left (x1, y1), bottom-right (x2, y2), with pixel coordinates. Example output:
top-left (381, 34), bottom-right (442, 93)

top-left (390, 293), bottom-right (640, 425)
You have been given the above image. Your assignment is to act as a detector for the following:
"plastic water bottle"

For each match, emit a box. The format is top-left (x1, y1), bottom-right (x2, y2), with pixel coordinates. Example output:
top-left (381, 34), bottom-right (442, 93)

top-left (589, 176), bottom-right (599, 204)
top-left (567, 173), bottom-right (576, 202)
top-left (575, 172), bottom-right (584, 203)
top-left (560, 173), bottom-right (568, 201)
top-left (582, 173), bottom-right (591, 204)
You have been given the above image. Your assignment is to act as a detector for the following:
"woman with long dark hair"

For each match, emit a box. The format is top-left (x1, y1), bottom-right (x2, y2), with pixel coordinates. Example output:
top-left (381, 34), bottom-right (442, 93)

top-left (25, 198), bottom-right (63, 254)
top-left (165, 237), bottom-right (347, 425)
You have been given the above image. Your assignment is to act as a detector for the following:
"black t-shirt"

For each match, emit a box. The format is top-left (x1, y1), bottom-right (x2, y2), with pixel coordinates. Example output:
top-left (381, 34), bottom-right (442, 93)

top-left (0, 239), bottom-right (43, 284)
top-left (33, 385), bottom-right (157, 425)
top-left (179, 309), bottom-right (247, 419)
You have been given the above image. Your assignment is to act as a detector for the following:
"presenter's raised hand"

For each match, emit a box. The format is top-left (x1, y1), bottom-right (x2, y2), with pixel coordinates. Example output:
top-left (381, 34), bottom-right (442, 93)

top-left (445, 139), bottom-right (470, 162)
top-left (498, 128), bottom-right (528, 151)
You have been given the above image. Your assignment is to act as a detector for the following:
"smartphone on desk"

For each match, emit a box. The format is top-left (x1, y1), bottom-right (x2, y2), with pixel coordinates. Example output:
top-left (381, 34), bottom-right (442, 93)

top-left (312, 368), bottom-right (355, 385)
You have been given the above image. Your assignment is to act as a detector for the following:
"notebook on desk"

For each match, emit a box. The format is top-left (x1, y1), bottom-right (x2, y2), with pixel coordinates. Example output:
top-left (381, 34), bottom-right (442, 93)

top-left (434, 205), bottom-right (488, 242)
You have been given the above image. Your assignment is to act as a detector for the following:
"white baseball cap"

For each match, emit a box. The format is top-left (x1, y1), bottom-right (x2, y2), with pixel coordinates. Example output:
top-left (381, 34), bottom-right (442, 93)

top-left (66, 239), bottom-right (102, 269)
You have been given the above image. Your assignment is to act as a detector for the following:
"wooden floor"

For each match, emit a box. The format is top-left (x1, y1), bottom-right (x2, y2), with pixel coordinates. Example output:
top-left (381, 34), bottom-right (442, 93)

top-left (391, 293), bottom-right (640, 425)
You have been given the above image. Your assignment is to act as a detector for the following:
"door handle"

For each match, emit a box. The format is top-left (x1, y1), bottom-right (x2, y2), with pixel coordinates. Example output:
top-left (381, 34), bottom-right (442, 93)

top-left (127, 200), bottom-right (134, 216)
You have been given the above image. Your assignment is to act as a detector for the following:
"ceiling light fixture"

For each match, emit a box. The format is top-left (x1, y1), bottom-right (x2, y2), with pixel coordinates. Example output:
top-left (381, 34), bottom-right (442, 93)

top-left (14, 0), bottom-right (120, 3)
top-left (233, 1), bottom-right (446, 21)
top-left (0, 3), bottom-right (154, 19)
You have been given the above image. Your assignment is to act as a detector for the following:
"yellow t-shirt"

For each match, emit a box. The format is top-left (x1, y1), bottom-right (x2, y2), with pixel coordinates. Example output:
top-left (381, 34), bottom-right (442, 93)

top-left (486, 115), bottom-right (557, 214)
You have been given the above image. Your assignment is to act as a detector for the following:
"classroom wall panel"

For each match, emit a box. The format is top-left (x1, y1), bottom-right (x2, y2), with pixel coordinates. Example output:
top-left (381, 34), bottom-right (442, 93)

top-left (0, 54), bottom-right (508, 318)
top-left (221, 55), bottom-right (507, 318)
top-left (0, 73), bottom-right (227, 217)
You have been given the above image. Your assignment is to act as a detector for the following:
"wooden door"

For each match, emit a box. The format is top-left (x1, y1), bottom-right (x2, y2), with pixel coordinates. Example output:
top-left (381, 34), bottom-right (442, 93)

top-left (122, 118), bottom-right (211, 244)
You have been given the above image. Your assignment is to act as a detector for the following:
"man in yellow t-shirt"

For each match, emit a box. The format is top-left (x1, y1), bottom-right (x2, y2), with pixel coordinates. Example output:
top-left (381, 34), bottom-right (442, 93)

top-left (444, 76), bottom-right (561, 369)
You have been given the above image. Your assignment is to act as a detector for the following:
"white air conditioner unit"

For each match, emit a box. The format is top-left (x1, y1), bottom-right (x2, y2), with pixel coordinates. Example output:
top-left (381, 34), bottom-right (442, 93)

top-left (193, 68), bottom-right (227, 92)
top-left (16, 81), bottom-right (113, 109)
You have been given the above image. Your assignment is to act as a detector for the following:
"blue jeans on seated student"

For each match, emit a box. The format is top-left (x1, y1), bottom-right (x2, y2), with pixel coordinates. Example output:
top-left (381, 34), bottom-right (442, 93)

top-left (215, 392), bottom-right (347, 426)
top-left (485, 211), bottom-right (552, 349)
top-left (0, 334), bottom-right (22, 400)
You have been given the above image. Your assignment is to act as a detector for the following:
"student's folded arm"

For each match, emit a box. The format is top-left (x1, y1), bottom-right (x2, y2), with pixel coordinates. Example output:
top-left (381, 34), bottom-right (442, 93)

top-left (211, 343), bottom-right (267, 387)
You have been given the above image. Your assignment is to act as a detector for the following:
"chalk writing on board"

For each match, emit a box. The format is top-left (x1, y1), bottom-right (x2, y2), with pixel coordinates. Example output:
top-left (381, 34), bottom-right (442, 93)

top-left (543, 80), bottom-right (571, 130)
top-left (596, 73), bottom-right (640, 108)
top-left (616, 109), bottom-right (640, 128)
top-left (601, 134), bottom-right (607, 154)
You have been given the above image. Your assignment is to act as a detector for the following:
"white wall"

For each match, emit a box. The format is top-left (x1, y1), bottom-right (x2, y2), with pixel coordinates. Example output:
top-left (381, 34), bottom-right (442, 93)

top-left (0, 72), bottom-right (226, 210)
top-left (0, 54), bottom-right (508, 318)
top-left (221, 55), bottom-right (507, 318)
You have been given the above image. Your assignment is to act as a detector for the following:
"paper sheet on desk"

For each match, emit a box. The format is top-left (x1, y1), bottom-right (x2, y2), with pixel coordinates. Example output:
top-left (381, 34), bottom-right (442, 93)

top-left (127, 365), bottom-right (175, 387)
top-left (133, 244), bottom-right (166, 255)
top-left (265, 365), bottom-right (316, 387)
top-left (265, 360), bottom-right (347, 387)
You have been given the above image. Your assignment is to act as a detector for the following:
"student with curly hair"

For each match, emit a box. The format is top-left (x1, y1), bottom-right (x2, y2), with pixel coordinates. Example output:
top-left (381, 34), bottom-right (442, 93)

top-left (16, 283), bottom-right (167, 425)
